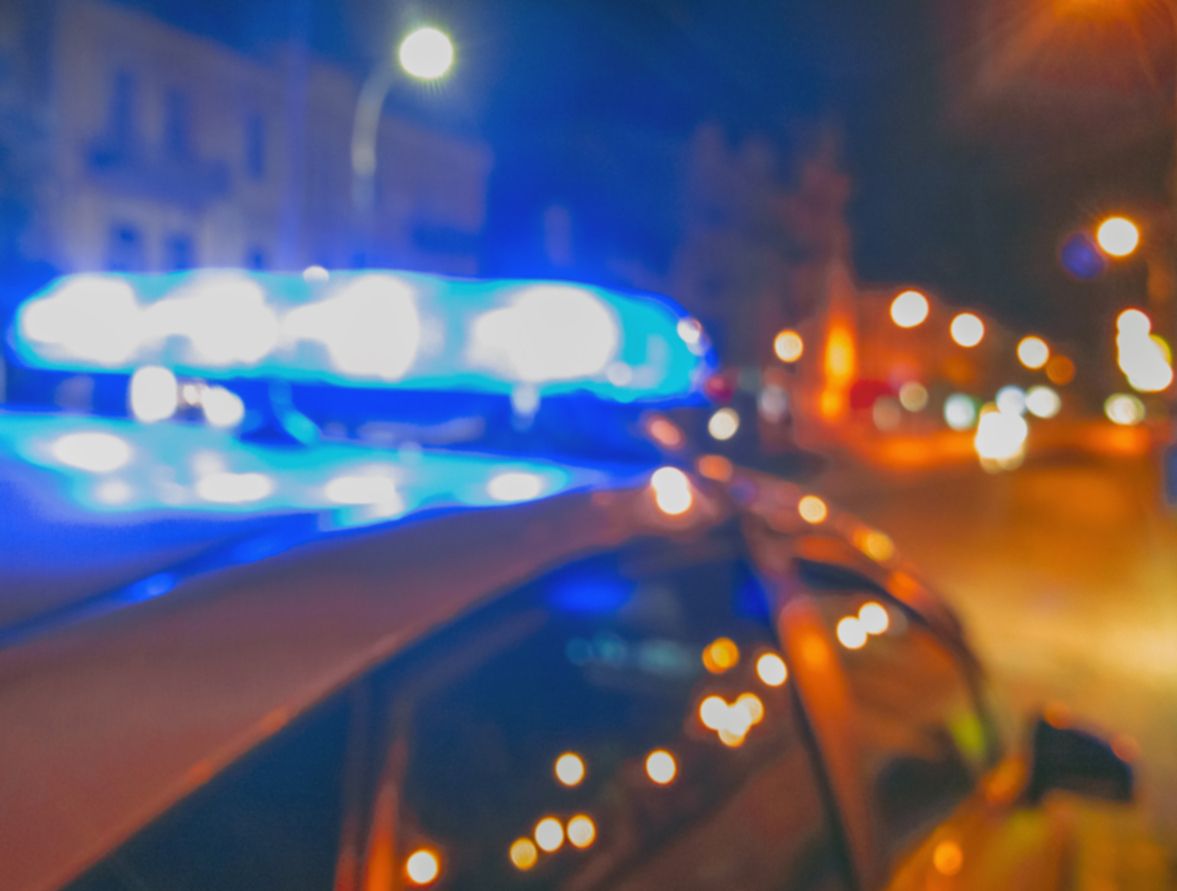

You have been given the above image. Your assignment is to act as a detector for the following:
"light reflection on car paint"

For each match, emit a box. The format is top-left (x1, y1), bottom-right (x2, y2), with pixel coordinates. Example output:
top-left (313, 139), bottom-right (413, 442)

top-left (0, 412), bottom-right (613, 528)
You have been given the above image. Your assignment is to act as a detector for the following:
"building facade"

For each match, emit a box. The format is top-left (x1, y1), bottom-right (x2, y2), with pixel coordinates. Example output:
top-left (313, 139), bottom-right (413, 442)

top-left (24, 0), bottom-right (491, 277)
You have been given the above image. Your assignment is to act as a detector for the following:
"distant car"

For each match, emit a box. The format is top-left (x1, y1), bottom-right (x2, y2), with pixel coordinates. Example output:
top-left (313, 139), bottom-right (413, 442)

top-left (0, 270), bottom-right (1162, 891)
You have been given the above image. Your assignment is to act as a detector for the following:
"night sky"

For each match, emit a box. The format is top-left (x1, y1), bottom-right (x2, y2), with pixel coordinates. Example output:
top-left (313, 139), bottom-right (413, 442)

top-left (115, 0), bottom-right (1175, 346)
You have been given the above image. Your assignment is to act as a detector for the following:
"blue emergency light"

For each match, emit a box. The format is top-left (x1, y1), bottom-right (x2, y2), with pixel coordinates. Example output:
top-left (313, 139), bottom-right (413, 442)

top-left (9, 269), bottom-right (714, 404)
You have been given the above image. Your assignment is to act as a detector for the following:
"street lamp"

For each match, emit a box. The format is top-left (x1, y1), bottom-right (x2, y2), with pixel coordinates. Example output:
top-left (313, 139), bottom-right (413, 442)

top-left (351, 26), bottom-right (455, 213)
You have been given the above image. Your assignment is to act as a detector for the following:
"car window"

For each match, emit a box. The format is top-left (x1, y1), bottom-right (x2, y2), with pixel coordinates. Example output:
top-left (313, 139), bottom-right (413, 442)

top-left (809, 590), bottom-right (994, 865)
top-left (367, 538), bottom-right (851, 891)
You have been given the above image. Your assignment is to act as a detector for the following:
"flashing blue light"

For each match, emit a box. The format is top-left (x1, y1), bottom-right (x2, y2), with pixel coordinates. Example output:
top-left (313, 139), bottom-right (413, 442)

top-left (10, 269), bottom-right (715, 405)
top-left (0, 411), bottom-right (615, 528)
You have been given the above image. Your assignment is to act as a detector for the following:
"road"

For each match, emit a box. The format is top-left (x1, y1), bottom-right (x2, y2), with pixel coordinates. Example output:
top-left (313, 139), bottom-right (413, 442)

top-left (820, 426), bottom-right (1177, 852)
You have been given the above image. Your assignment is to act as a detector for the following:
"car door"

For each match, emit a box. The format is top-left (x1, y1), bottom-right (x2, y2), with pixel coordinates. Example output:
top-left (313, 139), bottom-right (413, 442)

top-left (777, 569), bottom-right (1075, 891)
top-left (346, 531), bottom-right (854, 891)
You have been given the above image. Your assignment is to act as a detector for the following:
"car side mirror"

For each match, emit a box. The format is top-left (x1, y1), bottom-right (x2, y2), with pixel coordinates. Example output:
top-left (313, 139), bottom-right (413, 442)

top-left (1026, 714), bottom-right (1134, 804)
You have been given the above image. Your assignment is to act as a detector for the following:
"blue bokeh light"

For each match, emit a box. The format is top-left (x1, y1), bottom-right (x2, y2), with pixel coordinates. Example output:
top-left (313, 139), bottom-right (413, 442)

top-left (1059, 232), bottom-right (1107, 281)
top-left (10, 269), bottom-right (715, 405)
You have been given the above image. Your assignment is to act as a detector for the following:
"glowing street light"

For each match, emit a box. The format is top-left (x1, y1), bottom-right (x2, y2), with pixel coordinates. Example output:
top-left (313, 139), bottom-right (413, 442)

top-left (352, 26), bottom-right (456, 211)
top-left (890, 290), bottom-right (930, 329)
top-left (1096, 216), bottom-right (1141, 258)
top-left (398, 26), bottom-right (456, 81)
top-left (949, 312), bottom-right (985, 348)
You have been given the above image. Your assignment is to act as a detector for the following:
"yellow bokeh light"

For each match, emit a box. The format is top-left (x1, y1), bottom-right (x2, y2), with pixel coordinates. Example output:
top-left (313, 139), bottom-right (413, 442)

top-left (932, 839), bottom-right (964, 876)
top-left (702, 636), bottom-right (740, 674)
top-left (1104, 393), bottom-right (1145, 426)
top-left (949, 312), bottom-right (985, 347)
top-left (855, 528), bottom-right (896, 562)
top-left (773, 329), bottom-right (804, 363)
top-left (898, 381), bottom-right (928, 412)
top-left (645, 749), bottom-right (678, 785)
top-left (797, 494), bottom-right (829, 525)
top-left (405, 848), bottom-right (442, 886)
top-left (707, 407), bottom-right (740, 442)
top-left (534, 816), bottom-right (565, 853)
top-left (509, 838), bottom-right (538, 871)
top-left (699, 695), bottom-right (728, 730)
top-left (736, 692), bottom-right (765, 726)
top-left (836, 616), bottom-right (868, 650)
top-left (718, 726), bottom-right (748, 747)
top-left (567, 814), bottom-right (597, 849)
top-left (1096, 216), bottom-right (1140, 258)
top-left (1016, 336), bottom-right (1050, 370)
top-left (554, 752), bottom-right (586, 787)
top-left (755, 652), bottom-right (788, 687)
top-left (857, 601), bottom-right (890, 635)
top-left (890, 290), bottom-right (930, 328)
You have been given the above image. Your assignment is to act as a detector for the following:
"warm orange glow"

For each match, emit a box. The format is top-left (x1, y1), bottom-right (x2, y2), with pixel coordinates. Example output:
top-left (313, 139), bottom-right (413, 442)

top-left (702, 636), bottom-right (740, 673)
top-left (824, 325), bottom-right (856, 381)
top-left (755, 652), bottom-right (788, 687)
top-left (855, 528), bottom-right (896, 562)
top-left (645, 416), bottom-right (685, 449)
top-left (696, 453), bottom-right (734, 482)
top-left (405, 849), bottom-right (442, 886)
top-left (567, 814), bottom-right (597, 849)
top-left (509, 838), bottom-right (539, 871)
top-left (890, 290), bottom-right (930, 328)
top-left (1096, 215), bottom-right (1140, 258)
top-left (1112, 735), bottom-right (1140, 762)
top-left (534, 816), bottom-right (565, 852)
top-left (1045, 355), bottom-right (1075, 386)
top-left (933, 839), bottom-right (964, 876)
top-left (773, 329), bottom-right (805, 363)
top-left (1044, 702), bottom-right (1072, 729)
top-left (645, 749), bottom-right (678, 785)
top-left (554, 752), bottom-right (586, 787)
top-left (1017, 336), bottom-right (1050, 370)
top-left (797, 494), bottom-right (829, 525)
top-left (950, 312), bottom-right (985, 347)
top-left (819, 316), bottom-right (857, 421)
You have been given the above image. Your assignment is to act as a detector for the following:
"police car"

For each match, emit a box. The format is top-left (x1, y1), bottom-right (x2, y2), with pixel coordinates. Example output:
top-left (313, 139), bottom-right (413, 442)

top-left (0, 270), bottom-right (1163, 890)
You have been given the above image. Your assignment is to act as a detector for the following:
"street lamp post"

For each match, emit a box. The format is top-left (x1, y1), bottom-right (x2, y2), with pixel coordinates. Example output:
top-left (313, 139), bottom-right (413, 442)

top-left (349, 26), bottom-right (455, 216)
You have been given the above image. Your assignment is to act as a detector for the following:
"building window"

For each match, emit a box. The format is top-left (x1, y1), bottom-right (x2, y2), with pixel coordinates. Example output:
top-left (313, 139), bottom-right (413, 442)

top-left (245, 113), bottom-right (266, 179)
top-left (246, 246), bottom-right (267, 269)
top-left (164, 233), bottom-right (195, 270)
top-left (107, 221), bottom-right (144, 271)
top-left (163, 88), bottom-right (191, 159)
top-left (108, 69), bottom-right (137, 145)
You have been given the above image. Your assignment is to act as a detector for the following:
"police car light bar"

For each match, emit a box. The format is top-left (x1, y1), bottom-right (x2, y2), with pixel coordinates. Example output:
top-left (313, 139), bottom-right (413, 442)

top-left (10, 269), bottom-right (715, 404)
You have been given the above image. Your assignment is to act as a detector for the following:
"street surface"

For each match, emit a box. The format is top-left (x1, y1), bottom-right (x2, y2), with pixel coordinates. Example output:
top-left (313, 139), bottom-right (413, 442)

top-left (821, 423), bottom-right (1177, 856)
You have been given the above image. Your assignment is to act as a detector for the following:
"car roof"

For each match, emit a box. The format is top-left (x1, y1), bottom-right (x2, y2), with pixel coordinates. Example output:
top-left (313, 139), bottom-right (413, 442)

top-left (0, 409), bottom-right (948, 891)
top-left (0, 409), bottom-right (734, 889)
